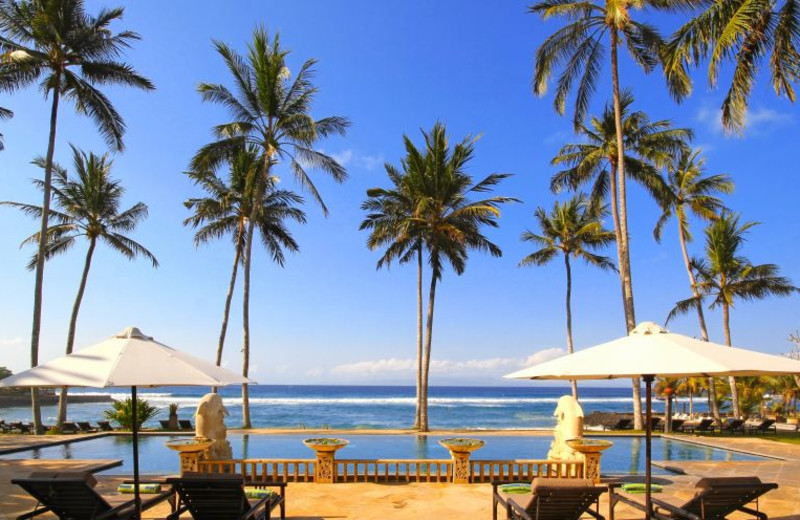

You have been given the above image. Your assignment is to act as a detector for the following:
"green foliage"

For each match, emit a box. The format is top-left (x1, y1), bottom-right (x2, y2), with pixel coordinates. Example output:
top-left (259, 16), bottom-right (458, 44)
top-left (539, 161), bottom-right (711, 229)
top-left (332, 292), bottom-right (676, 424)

top-left (103, 397), bottom-right (160, 431)
top-left (45, 426), bottom-right (60, 436)
top-left (169, 403), bottom-right (180, 415)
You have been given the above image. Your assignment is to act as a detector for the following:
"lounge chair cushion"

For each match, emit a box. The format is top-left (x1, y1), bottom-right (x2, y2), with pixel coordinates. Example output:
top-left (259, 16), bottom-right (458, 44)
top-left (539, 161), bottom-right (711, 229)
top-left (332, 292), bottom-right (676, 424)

top-left (117, 482), bottom-right (162, 494)
top-left (512, 478), bottom-right (594, 510)
top-left (694, 476), bottom-right (762, 494)
top-left (26, 471), bottom-right (98, 488)
top-left (244, 487), bottom-right (277, 499)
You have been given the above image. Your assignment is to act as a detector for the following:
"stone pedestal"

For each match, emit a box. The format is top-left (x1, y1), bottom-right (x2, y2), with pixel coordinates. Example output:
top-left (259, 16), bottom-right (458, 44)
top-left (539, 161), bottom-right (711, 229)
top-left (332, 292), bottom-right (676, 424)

top-left (303, 438), bottom-right (349, 484)
top-left (166, 437), bottom-right (214, 475)
top-left (565, 439), bottom-right (613, 484)
top-left (438, 438), bottom-right (485, 484)
top-left (580, 452), bottom-right (602, 483)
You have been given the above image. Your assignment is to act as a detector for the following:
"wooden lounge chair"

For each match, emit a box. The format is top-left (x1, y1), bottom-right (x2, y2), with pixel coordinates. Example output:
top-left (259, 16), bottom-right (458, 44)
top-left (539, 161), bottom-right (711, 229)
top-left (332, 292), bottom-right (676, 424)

top-left (159, 419), bottom-right (172, 430)
top-left (682, 418), bottom-right (714, 434)
top-left (649, 417), bottom-right (663, 432)
top-left (745, 418), bottom-right (777, 435)
top-left (179, 419), bottom-right (193, 430)
top-left (167, 473), bottom-right (286, 520)
top-left (59, 422), bottom-right (79, 434)
top-left (493, 478), bottom-right (606, 520)
top-left (97, 420), bottom-right (114, 432)
top-left (77, 421), bottom-right (97, 433)
top-left (12, 471), bottom-right (172, 520)
top-left (719, 418), bottom-right (745, 434)
top-left (609, 476), bottom-right (778, 520)
top-left (605, 418), bottom-right (632, 431)
top-left (662, 419), bottom-right (685, 433)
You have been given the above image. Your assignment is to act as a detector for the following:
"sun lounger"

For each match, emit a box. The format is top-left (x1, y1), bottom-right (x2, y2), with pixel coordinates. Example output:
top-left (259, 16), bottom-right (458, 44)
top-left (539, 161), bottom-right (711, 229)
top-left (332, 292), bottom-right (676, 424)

top-left (745, 418), bottom-right (777, 435)
top-left (59, 421), bottom-right (79, 434)
top-left (604, 418), bottom-right (632, 431)
top-left (12, 471), bottom-right (172, 520)
top-left (97, 420), bottom-right (114, 431)
top-left (719, 418), bottom-right (745, 434)
top-left (682, 418), bottom-right (714, 434)
top-left (167, 472), bottom-right (286, 520)
top-left (77, 421), bottom-right (97, 433)
top-left (649, 417), bottom-right (662, 431)
top-left (661, 419), bottom-right (685, 432)
top-left (493, 478), bottom-right (606, 520)
top-left (179, 419), bottom-right (193, 430)
top-left (159, 419), bottom-right (172, 430)
top-left (609, 476), bottom-right (778, 520)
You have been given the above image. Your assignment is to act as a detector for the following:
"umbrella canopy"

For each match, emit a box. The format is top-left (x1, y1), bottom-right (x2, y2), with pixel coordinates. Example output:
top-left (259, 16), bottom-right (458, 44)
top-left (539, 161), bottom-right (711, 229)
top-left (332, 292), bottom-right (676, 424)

top-left (0, 326), bottom-right (254, 388)
top-left (506, 321), bottom-right (800, 520)
top-left (0, 326), bottom-right (253, 520)
top-left (506, 321), bottom-right (800, 380)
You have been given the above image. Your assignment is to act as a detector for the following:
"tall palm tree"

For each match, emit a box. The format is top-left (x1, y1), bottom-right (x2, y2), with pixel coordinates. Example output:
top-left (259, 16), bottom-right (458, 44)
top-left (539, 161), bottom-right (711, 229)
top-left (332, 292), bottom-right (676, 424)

top-left (519, 195), bottom-right (616, 399)
top-left (0, 105), bottom-right (10, 150)
top-left (654, 148), bottom-right (733, 424)
top-left (663, 1), bottom-right (800, 131)
top-left (191, 27), bottom-right (348, 428)
top-left (551, 91), bottom-right (690, 427)
top-left (530, 0), bottom-right (699, 335)
top-left (669, 213), bottom-right (799, 417)
top-left (1, 145), bottom-right (157, 426)
top-left (184, 146), bottom-right (306, 385)
top-left (0, 0), bottom-right (153, 433)
top-left (412, 123), bottom-right (516, 431)
top-left (360, 139), bottom-right (427, 429)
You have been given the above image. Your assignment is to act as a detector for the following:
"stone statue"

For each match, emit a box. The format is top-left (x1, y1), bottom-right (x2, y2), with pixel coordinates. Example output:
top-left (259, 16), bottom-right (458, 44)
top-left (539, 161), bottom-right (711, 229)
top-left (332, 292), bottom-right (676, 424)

top-left (195, 393), bottom-right (232, 460)
top-left (547, 395), bottom-right (584, 461)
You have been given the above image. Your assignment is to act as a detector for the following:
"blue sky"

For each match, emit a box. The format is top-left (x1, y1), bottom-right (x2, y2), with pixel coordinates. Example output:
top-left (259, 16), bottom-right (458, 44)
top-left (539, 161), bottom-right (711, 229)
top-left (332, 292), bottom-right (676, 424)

top-left (1, 1), bottom-right (798, 387)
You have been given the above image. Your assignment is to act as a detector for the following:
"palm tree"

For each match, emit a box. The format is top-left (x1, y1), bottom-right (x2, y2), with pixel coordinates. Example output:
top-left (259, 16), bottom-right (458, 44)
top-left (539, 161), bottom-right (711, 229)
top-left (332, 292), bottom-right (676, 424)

top-left (360, 140), bottom-right (427, 429)
top-left (0, 105), bottom-right (10, 150)
top-left (663, 1), bottom-right (800, 131)
top-left (0, 0), bottom-right (153, 433)
top-left (411, 123), bottom-right (516, 431)
top-left (1, 145), bottom-right (157, 426)
top-left (530, 0), bottom-right (699, 335)
top-left (654, 148), bottom-right (734, 424)
top-left (519, 195), bottom-right (616, 399)
top-left (669, 213), bottom-right (799, 417)
top-left (655, 377), bottom-right (680, 431)
top-left (184, 145), bottom-right (306, 385)
top-left (191, 27), bottom-right (348, 428)
top-left (551, 91), bottom-right (690, 428)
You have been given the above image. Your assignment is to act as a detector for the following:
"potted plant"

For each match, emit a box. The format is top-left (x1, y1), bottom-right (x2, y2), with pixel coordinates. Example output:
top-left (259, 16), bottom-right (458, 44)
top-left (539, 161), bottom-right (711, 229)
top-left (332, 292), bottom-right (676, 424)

top-left (168, 403), bottom-right (180, 430)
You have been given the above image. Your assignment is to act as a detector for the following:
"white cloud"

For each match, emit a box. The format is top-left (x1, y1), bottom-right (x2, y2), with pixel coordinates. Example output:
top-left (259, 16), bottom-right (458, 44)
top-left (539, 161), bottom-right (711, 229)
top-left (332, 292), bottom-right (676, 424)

top-left (330, 348), bottom-right (566, 378)
top-left (327, 149), bottom-right (384, 171)
top-left (695, 106), bottom-right (792, 136)
top-left (0, 337), bottom-right (22, 347)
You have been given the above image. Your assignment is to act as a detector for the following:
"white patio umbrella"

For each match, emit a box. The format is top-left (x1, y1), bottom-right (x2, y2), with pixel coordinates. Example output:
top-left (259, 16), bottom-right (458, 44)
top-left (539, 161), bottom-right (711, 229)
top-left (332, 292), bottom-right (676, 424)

top-left (505, 321), bottom-right (800, 519)
top-left (0, 326), bottom-right (253, 519)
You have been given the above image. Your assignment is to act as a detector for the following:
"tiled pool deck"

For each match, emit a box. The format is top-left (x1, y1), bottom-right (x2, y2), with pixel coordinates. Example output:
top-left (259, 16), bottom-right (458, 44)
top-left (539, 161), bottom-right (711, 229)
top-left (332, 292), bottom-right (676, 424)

top-left (1, 430), bottom-right (799, 519)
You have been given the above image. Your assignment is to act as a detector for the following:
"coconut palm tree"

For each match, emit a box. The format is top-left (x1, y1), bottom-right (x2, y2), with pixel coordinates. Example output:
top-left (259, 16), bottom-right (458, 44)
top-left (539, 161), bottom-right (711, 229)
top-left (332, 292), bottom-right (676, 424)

top-left (0, 106), bottom-right (10, 150)
top-left (654, 148), bottom-right (733, 424)
top-left (0, 0), bottom-right (153, 433)
top-left (191, 27), bottom-right (348, 427)
top-left (1, 145), bottom-right (157, 426)
top-left (655, 377), bottom-right (680, 432)
top-left (551, 91), bottom-right (690, 428)
top-left (530, 0), bottom-right (700, 335)
top-left (519, 195), bottom-right (616, 399)
top-left (662, 0), bottom-right (800, 131)
top-left (360, 140), bottom-right (427, 429)
top-left (669, 213), bottom-right (799, 417)
top-left (184, 145), bottom-right (306, 385)
top-left (412, 123), bottom-right (516, 431)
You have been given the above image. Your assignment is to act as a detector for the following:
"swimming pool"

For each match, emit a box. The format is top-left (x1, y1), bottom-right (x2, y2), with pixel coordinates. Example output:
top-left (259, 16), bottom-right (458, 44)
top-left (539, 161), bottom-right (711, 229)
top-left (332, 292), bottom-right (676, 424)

top-left (1, 434), bottom-right (765, 475)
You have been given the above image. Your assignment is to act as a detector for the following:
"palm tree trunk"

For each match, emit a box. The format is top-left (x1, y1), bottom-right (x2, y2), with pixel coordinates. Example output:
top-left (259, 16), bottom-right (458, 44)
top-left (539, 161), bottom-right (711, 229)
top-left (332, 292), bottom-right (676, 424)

top-left (414, 245), bottom-right (423, 429)
top-left (212, 232), bottom-right (243, 394)
top-left (420, 273), bottom-right (438, 432)
top-left (689, 386), bottom-right (694, 416)
top-left (30, 77), bottom-right (62, 435)
top-left (241, 218), bottom-right (256, 429)
top-left (722, 302), bottom-right (740, 417)
top-left (676, 221), bottom-right (721, 424)
top-left (564, 253), bottom-right (578, 400)
top-left (665, 391), bottom-right (673, 433)
top-left (610, 28), bottom-right (642, 431)
top-left (57, 238), bottom-right (96, 426)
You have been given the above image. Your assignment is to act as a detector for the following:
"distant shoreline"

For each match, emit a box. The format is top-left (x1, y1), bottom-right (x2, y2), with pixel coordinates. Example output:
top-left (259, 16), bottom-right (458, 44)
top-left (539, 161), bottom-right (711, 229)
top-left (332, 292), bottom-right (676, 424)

top-left (0, 394), bottom-right (112, 408)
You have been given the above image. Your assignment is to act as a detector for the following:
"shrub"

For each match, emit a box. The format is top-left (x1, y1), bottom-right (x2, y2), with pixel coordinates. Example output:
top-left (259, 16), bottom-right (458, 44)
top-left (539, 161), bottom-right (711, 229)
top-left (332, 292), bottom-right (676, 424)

top-left (103, 397), bottom-right (160, 430)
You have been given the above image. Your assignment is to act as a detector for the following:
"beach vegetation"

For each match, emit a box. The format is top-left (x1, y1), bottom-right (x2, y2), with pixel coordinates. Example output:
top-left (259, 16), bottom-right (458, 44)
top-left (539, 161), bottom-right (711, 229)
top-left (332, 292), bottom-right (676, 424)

top-left (519, 194), bottom-right (616, 400)
top-left (191, 27), bottom-right (349, 428)
top-left (104, 397), bottom-right (160, 430)
top-left (0, 0), bottom-right (154, 433)
top-left (2, 145), bottom-right (158, 428)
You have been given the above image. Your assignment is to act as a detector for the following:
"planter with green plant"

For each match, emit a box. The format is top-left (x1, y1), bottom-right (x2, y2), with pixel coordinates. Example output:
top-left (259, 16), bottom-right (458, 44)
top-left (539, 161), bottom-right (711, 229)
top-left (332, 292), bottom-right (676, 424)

top-left (168, 403), bottom-right (180, 430)
top-left (103, 397), bottom-right (160, 431)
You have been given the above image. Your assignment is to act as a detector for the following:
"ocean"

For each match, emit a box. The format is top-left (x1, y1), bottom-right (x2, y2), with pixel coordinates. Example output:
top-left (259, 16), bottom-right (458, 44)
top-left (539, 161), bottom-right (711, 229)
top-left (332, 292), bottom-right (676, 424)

top-left (0, 385), bottom-right (694, 429)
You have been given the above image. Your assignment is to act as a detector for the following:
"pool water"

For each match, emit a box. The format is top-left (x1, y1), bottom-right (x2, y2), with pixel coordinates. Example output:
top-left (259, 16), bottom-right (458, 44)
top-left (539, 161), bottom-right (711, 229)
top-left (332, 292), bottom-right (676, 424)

top-left (1, 434), bottom-right (765, 475)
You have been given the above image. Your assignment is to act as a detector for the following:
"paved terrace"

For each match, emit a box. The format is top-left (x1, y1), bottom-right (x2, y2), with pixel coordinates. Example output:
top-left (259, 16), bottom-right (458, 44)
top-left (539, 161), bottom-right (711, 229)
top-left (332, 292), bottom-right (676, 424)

top-left (1, 431), bottom-right (799, 519)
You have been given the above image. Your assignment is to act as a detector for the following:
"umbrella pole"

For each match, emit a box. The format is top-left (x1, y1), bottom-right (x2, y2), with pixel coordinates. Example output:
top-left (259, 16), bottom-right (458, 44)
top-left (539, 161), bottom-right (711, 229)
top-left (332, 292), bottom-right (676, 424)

top-left (644, 374), bottom-right (654, 520)
top-left (132, 385), bottom-right (141, 520)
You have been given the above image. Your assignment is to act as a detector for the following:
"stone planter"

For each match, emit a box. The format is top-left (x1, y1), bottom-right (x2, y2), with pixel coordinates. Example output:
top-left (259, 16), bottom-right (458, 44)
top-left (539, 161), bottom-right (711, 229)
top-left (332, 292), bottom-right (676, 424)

top-left (565, 438), bottom-right (613, 483)
top-left (439, 438), bottom-right (485, 484)
top-left (166, 437), bottom-right (214, 474)
top-left (303, 438), bottom-right (349, 483)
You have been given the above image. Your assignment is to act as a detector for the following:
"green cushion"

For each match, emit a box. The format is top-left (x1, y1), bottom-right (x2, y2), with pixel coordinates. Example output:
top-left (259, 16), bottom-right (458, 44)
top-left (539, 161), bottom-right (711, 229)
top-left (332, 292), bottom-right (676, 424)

top-left (244, 487), bottom-right (277, 500)
top-left (621, 483), bottom-right (663, 494)
top-left (499, 483), bottom-right (532, 494)
top-left (117, 482), bottom-right (162, 494)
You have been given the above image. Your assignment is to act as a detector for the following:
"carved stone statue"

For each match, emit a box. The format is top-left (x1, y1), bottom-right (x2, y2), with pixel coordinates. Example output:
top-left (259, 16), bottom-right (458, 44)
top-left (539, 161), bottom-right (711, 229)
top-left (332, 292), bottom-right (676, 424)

top-left (547, 395), bottom-right (584, 461)
top-left (195, 393), bottom-right (232, 460)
